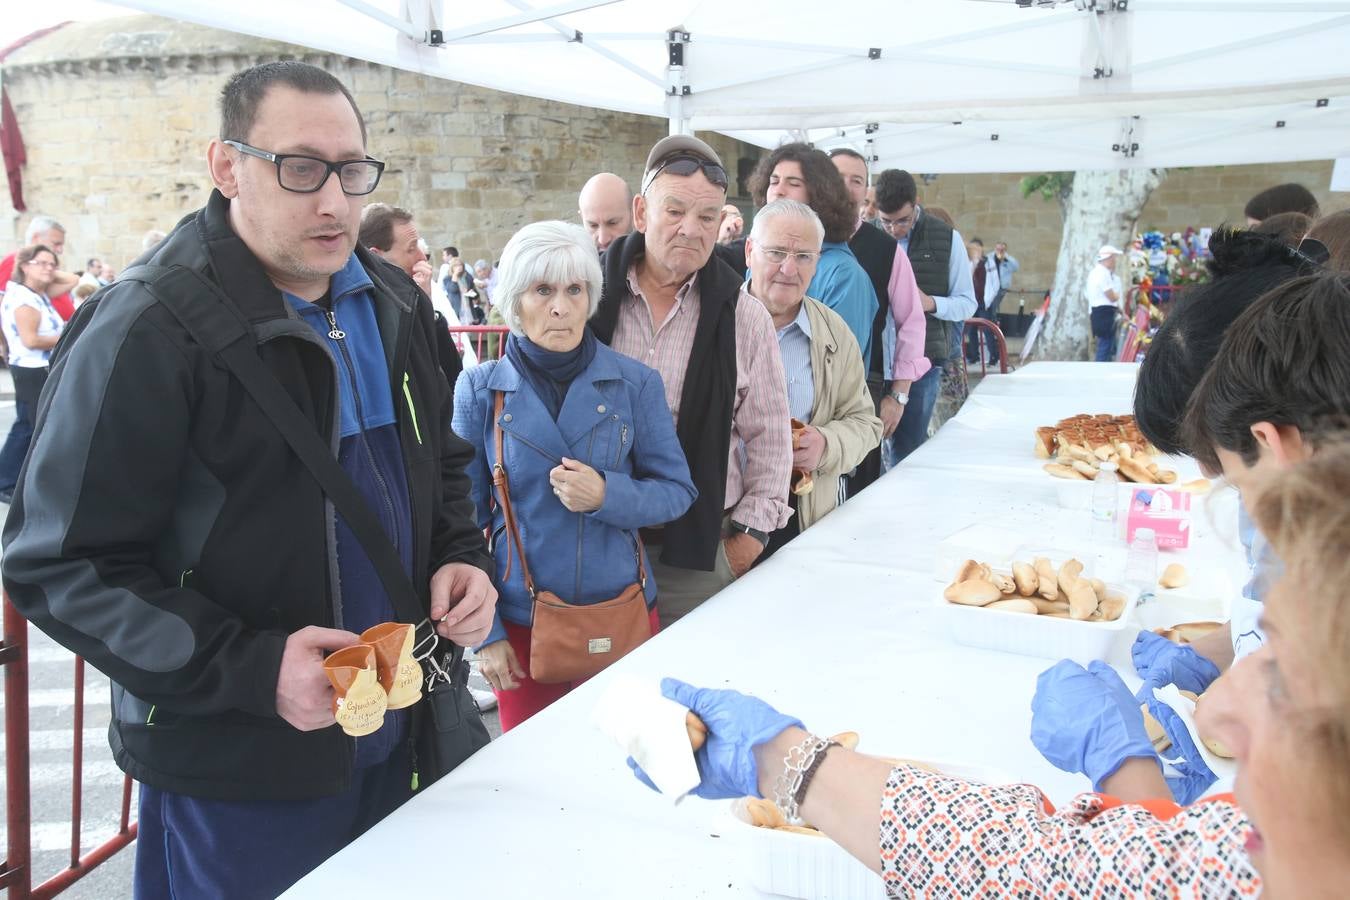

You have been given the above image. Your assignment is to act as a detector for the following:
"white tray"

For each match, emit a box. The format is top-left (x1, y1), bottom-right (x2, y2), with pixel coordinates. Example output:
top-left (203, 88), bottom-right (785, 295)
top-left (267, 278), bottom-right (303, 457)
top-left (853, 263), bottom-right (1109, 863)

top-left (726, 759), bottom-right (1013, 900)
top-left (935, 551), bottom-right (1138, 665)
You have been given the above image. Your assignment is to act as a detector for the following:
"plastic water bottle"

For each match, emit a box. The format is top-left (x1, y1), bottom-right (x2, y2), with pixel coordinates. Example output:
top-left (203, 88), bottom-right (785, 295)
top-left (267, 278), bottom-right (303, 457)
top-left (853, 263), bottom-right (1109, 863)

top-left (1091, 461), bottom-right (1120, 539)
top-left (1126, 527), bottom-right (1159, 593)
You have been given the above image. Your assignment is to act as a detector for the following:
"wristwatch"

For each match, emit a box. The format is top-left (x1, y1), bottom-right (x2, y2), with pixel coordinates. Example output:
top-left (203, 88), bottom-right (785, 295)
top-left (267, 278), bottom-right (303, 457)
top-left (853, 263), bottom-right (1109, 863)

top-left (888, 390), bottom-right (909, 405)
top-left (728, 520), bottom-right (770, 547)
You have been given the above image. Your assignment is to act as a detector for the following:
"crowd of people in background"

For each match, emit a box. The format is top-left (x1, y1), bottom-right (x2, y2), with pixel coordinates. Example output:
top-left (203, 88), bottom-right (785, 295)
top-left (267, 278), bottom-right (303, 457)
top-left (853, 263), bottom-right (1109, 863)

top-left (3, 56), bottom-right (1349, 897)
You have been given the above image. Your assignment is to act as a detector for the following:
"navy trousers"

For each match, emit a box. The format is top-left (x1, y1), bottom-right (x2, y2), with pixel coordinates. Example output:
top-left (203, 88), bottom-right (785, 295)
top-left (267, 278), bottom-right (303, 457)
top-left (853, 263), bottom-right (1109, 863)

top-left (133, 747), bottom-right (413, 899)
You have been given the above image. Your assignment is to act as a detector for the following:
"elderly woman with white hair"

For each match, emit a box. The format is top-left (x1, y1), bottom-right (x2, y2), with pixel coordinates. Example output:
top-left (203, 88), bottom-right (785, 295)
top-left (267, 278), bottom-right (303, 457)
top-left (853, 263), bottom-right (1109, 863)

top-left (452, 221), bottom-right (696, 730)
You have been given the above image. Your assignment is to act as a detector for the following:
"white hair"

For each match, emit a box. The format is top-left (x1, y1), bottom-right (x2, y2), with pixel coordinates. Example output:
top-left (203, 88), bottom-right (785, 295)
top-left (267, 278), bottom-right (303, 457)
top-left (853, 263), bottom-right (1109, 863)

top-left (749, 199), bottom-right (825, 247)
top-left (494, 221), bottom-right (603, 337)
top-left (25, 215), bottom-right (65, 244)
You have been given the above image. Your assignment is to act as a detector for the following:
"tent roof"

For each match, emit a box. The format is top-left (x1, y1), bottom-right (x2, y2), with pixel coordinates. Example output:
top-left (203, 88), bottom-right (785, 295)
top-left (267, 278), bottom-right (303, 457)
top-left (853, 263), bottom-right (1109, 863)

top-left (105, 0), bottom-right (1350, 172)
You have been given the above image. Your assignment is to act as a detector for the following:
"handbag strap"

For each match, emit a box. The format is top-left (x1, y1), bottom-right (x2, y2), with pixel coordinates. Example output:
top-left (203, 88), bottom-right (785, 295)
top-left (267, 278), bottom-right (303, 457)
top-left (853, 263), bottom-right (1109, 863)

top-left (490, 390), bottom-right (644, 597)
top-left (122, 264), bottom-right (428, 630)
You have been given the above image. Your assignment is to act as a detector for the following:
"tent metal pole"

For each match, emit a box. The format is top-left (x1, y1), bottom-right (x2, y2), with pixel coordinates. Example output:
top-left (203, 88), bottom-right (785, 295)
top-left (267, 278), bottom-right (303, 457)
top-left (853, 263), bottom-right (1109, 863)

top-left (338, 0), bottom-right (422, 41)
top-left (667, 29), bottom-right (690, 136)
top-left (438, 0), bottom-right (623, 43)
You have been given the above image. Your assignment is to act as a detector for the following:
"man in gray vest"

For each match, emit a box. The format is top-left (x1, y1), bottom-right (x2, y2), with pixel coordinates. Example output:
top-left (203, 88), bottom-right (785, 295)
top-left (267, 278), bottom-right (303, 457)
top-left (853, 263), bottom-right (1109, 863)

top-left (874, 169), bottom-right (976, 463)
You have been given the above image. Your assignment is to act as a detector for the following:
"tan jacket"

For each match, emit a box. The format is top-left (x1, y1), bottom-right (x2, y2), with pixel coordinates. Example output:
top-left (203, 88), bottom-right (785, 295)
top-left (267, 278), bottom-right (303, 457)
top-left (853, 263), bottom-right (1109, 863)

top-left (798, 297), bottom-right (883, 531)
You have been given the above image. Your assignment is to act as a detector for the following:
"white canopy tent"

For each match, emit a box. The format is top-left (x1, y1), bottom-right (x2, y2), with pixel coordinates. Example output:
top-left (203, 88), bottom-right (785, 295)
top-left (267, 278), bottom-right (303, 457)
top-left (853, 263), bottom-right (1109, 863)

top-left (107, 0), bottom-right (1350, 172)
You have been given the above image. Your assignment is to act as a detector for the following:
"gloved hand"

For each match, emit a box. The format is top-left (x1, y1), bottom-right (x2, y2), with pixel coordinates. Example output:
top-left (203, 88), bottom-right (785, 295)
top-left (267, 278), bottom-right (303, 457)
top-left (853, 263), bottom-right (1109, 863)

top-left (1131, 630), bottom-right (1221, 696)
top-left (1031, 659), bottom-right (1159, 791)
top-left (1142, 692), bottom-right (1219, 806)
top-left (627, 677), bottom-right (802, 800)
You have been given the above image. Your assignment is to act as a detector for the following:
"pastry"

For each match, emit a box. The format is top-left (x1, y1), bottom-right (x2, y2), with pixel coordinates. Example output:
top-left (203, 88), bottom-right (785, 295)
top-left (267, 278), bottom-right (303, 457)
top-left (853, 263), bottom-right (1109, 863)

top-left (686, 711), bottom-right (707, 752)
top-left (987, 597), bottom-right (1038, 614)
top-left (945, 579), bottom-right (1003, 606)
top-left (1158, 563), bottom-right (1189, 589)
top-left (1033, 557), bottom-right (1058, 601)
top-left (1155, 620), bottom-right (1224, 644)
top-left (1068, 581), bottom-right (1098, 621)
top-left (1012, 562), bottom-right (1038, 596)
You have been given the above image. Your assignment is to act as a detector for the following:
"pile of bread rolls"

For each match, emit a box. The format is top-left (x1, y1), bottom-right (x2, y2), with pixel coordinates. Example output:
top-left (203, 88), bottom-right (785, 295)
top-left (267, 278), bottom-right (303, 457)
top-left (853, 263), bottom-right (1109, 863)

top-left (944, 557), bottom-right (1127, 621)
top-left (1034, 413), bottom-right (1198, 487)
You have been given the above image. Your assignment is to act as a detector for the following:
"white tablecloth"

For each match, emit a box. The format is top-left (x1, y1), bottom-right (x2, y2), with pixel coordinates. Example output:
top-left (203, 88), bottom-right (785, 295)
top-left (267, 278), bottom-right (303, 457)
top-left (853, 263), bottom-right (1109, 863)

top-left (285, 362), bottom-right (1247, 898)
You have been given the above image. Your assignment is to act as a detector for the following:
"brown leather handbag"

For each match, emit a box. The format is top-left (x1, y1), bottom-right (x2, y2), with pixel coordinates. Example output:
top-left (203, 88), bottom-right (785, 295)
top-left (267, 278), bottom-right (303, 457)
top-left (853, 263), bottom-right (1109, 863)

top-left (492, 392), bottom-right (653, 684)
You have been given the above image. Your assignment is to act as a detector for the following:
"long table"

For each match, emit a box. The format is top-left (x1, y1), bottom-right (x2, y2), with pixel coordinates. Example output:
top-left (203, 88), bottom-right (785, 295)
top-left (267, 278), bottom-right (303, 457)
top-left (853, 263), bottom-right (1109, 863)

top-left (286, 362), bottom-right (1247, 898)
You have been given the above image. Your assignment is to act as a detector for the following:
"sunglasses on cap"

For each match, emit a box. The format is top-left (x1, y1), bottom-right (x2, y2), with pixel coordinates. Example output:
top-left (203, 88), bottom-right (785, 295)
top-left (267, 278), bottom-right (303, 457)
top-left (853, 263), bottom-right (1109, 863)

top-left (641, 154), bottom-right (729, 193)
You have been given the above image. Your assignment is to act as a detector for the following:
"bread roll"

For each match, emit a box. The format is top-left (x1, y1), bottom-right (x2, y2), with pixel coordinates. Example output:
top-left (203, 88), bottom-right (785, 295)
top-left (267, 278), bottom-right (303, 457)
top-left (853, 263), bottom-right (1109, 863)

top-left (1116, 456), bottom-right (1155, 484)
top-left (1012, 562), bottom-right (1038, 596)
top-left (1097, 592), bottom-right (1127, 621)
top-left (954, 559), bottom-right (982, 583)
top-left (1034, 558), bottom-right (1058, 601)
top-left (1159, 563), bottom-right (1189, 589)
top-left (1032, 597), bottom-right (1070, 615)
top-left (1071, 459), bottom-right (1100, 478)
top-left (1068, 581), bottom-right (1099, 620)
top-left (686, 711), bottom-right (708, 752)
top-left (987, 598), bottom-right (1038, 615)
top-left (1155, 620), bottom-right (1224, 644)
top-left (991, 573), bottom-right (1017, 595)
top-left (1044, 463), bottom-right (1088, 480)
top-left (830, 731), bottom-right (860, 750)
top-left (1089, 578), bottom-right (1107, 601)
top-left (745, 797), bottom-right (786, 828)
top-left (945, 579), bottom-right (1003, 606)
top-left (1141, 705), bottom-right (1172, 752)
top-left (1058, 559), bottom-right (1084, 593)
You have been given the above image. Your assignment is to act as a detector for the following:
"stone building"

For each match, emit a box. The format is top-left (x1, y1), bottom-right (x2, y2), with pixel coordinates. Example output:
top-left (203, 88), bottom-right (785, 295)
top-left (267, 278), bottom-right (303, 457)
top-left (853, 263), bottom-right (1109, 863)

top-left (0, 14), bottom-right (1343, 293)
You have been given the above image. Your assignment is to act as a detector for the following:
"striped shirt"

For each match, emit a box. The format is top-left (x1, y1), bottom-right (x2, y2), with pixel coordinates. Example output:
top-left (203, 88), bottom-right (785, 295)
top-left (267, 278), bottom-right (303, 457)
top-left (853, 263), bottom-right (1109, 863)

top-left (612, 267), bottom-right (792, 534)
top-left (774, 301), bottom-right (815, 421)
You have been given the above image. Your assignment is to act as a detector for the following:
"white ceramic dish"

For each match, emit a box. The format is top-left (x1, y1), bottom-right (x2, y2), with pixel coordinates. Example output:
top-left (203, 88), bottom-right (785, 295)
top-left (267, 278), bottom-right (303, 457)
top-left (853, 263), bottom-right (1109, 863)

top-left (726, 759), bottom-right (1014, 900)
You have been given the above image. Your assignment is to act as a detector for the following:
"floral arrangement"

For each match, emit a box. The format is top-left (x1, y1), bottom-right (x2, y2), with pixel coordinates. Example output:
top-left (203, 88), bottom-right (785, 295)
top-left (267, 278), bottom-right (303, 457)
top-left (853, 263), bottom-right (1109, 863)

top-left (1128, 228), bottom-right (1211, 291)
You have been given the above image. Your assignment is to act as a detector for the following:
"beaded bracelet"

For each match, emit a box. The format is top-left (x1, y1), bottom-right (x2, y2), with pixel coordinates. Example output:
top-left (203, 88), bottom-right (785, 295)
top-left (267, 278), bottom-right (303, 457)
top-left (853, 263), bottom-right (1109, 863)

top-left (770, 733), bottom-right (838, 824)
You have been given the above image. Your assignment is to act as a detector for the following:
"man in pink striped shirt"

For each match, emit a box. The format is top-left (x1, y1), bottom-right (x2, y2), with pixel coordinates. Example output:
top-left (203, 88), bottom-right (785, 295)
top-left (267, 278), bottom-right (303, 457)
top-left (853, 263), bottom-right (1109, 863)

top-left (590, 135), bottom-right (792, 627)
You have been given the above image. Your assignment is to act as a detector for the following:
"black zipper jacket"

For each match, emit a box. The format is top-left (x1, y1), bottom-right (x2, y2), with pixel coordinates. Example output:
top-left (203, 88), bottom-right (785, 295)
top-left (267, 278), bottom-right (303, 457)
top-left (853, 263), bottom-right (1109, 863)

top-left (1, 190), bottom-right (492, 801)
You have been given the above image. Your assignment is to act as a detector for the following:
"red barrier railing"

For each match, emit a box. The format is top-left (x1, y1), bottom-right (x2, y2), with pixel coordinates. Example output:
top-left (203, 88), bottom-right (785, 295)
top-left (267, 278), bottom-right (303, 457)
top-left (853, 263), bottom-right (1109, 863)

top-left (448, 325), bottom-right (510, 363)
top-left (2, 597), bottom-right (137, 899)
top-left (959, 317), bottom-right (1010, 379)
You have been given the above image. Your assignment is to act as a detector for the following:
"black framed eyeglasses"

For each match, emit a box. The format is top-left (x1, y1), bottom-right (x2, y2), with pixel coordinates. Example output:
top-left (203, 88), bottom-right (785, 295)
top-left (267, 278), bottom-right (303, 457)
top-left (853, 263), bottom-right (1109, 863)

top-left (641, 154), bottom-right (729, 193)
top-left (224, 140), bottom-right (385, 196)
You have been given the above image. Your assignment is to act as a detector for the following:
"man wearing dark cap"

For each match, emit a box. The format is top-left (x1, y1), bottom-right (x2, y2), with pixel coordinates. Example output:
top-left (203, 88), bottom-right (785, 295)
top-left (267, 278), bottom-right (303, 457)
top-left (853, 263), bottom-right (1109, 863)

top-left (590, 135), bottom-right (792, 625)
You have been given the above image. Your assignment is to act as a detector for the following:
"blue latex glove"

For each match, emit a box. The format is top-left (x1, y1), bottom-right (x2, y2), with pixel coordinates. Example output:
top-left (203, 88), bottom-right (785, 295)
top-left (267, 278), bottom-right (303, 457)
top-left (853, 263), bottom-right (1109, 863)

top-left (1031, 659), bottom-right (1160, 792)
top-left (626, 677), bottom-right (803, 800)
top-left (1142, 693), bottom-right (1219, 806)
top-left (1131, 630), bottom-right (1221, 696)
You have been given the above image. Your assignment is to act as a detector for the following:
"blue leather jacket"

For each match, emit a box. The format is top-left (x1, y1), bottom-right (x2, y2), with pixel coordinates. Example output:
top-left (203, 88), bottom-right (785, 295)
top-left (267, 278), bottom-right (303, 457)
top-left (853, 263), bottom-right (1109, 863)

top-left (453, 343), bottom-right (696, 646)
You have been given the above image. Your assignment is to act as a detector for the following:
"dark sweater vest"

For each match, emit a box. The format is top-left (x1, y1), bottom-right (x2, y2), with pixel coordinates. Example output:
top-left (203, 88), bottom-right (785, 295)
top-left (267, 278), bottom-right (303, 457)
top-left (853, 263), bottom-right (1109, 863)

top-left (592, 233), bottom-right (740, 571)
top-left (907, 213), bottom-right (955, 363)
top-left (847, 221), bottom-right (896, 379)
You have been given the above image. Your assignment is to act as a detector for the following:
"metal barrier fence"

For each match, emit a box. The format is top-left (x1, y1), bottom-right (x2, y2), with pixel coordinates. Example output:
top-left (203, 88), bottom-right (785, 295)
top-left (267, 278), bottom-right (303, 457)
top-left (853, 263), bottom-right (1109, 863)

top-left (448, 325), bottom-right (510, 363)
top-left (959, 317), bottom-right (1011, 380)
top-left (2, 597), bottom-right (137, 899)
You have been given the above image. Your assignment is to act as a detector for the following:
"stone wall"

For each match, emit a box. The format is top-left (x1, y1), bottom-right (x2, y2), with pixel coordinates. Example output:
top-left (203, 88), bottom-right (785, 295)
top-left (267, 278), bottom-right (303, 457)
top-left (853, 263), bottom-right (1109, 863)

top-left (0, 15), bottom-right (762, 271)
top-left (914, 159), bottom-right (1342, 304)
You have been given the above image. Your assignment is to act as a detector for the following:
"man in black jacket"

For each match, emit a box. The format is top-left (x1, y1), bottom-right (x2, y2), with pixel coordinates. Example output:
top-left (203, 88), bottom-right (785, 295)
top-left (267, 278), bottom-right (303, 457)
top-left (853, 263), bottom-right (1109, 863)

top-left (591, 135), bottom-right (791, 626)
top-left (1, 62), bottom-right (496, 897)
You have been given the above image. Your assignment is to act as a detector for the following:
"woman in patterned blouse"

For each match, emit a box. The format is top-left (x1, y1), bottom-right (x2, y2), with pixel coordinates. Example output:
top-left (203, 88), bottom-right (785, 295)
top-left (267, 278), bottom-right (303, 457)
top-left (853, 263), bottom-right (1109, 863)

top-left (639, 442), bottom-right (1350, 897)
